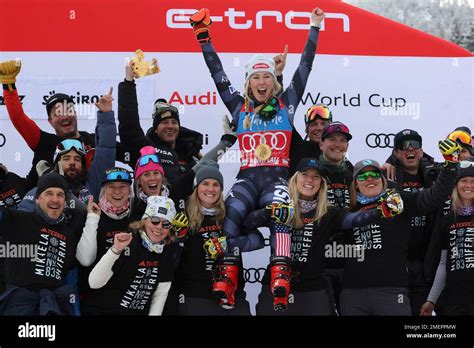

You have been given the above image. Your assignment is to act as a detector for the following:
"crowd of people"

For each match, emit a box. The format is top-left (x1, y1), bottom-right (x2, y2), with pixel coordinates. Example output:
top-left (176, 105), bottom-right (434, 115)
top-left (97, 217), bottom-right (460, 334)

top-left (0, 6), bottom-right (472, 316)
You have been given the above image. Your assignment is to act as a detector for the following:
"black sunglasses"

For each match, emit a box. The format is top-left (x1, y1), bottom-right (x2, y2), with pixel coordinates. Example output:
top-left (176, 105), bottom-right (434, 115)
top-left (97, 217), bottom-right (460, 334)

top-left (150, 216), bottom-right (172, 229)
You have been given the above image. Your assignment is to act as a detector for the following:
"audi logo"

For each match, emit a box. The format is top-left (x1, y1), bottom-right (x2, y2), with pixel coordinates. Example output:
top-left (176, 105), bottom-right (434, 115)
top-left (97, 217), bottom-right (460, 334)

top-left (243, 267), bottom-right (266, 283)
top-left (365, 133), bottom-right (395, 149)
top-left (0, 133), bottom-right (5, 147)
top-left (241, 132), bottom-right (287, 152)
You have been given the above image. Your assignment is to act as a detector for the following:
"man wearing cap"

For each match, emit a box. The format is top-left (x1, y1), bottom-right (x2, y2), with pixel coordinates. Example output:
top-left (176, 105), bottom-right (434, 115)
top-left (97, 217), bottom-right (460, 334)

top-left (0, 60), bottom-right (126, 190)
top-left (0, 172), bottom-right (85, 315)
top-left (316, 121), bottom-right (355, 313)
top-left (289, 104), bottom-right (333, 176)
top-left (387, 129), bottom-right (443, 315)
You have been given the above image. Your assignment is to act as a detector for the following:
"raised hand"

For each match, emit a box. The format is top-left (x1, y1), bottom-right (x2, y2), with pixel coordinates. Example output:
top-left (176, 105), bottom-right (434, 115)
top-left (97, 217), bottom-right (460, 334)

top-left (95, 87), bottom-right (114, 113)
top-left (311, 7), bottom-right (325, 27)
top-left (0, 59), bottom-right (21, 84)
top-left (113, 232), bottom-right (133, 253)
top-left (439, 139), bottom-right (461, 165)
top-left (86, 196), bottom-right (101, 216)
top-left (124, 58), bottom-right (136, 81)
top-left (172, 211), bottom-right (189, 239)
top-left (273, 45), bottom-right (288, 77)
top-left (190, 8), bottom-right (212, 44)
top-left (378, 189), bottom-right (404, 218)
top-left (222, 114), bottom-right (237, 138)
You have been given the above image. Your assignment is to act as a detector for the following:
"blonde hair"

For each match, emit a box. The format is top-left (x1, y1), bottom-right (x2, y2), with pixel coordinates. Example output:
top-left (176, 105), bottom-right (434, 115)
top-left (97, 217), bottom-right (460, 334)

top-left (186, 188), bottom-right (226, 232)
top-left (128, 219), bottom-right (175, 245)
top-left (288, 171), bottom-right (329, 229)
top-left (350, 176), bottom-right (388, 210)
top-left (450, 182), bottom-right (474, 214)
top-left (242, 75), bottom-right (282, 114)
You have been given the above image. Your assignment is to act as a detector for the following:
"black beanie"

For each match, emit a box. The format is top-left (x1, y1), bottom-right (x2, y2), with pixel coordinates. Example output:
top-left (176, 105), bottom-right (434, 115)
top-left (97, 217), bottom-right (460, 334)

top-left (152, 98), bottom-right (180, 129)
top-left (36, 172), bottom-right (68, 198)
top-left (45, 93), bottom-right (75, 116)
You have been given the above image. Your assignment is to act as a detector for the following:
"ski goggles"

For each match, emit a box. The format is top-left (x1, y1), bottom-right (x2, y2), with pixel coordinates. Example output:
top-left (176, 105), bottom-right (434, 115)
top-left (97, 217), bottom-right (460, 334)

top-left (459, 160), bottom-right (474, 169)
top-left (103, 168), bottom-right (132, 184)
top-left (305, 105), bottom-right (332, 125)
top-left (356, 171), bottom-right (382, 181)
top-left (55, 139), bottom-right (86, 157)
top-left (153, 102), bottom-right (179, 119)
top-left (448, 130), bottom-right (471, 146)
top-left (150, 216), bottom-right (172, 229)
top-left (138, 154), bottom-right (161, 167)
top-left (258, 97), bottom-right (280, 120)
top-left (397, 139), bottom-right (421, 151)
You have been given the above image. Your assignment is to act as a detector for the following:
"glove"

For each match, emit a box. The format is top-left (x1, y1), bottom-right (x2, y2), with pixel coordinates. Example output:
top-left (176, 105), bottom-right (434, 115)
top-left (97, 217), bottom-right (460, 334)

top-left (378, 189), bottom-right (404, 218)
top-left (203, 236), bottom-right (227, 260)
top-left (189, 8), bottom-right (212, 44)
top-left (0, 59), bottom-right (21, 85)
top-left (36, 160), bottom-right (52, 177)
top-left (172, 211), bottom-right (189, 239)
top-left (221, 114), bottom-right (237, 145)
top-left (439, 139), bottom-right (461, 166)
top-left (223, 114), bottom-right (237, 137)
top-left (265, 202), bottom-right (294, 225)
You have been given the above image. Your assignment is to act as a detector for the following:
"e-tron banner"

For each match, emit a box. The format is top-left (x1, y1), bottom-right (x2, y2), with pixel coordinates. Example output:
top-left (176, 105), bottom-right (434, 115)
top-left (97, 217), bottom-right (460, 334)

top-left (1, 0), bottom-right (473, 314)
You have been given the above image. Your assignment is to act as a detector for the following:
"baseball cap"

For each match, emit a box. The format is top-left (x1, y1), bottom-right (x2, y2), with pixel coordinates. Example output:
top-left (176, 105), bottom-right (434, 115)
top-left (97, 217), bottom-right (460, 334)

top-left (296, 158), bottom-right (323, 173)
top-left (394, 129), bottom-right (422, 150)
top-left (353, 159), bottom-right (382, 179)
top-left (322, 121), bottom-right (352, 141)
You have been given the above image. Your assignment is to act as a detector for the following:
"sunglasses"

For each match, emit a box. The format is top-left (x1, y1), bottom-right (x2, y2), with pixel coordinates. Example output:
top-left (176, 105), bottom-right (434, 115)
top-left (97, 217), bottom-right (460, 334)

top-left (305, 105), bottom-right (332, 124)
top-left (356, 171), bottom-right (382, 181)
top-left (397, 140), bottom-right (421, 150)
top-left (56, 139), bottom-right (86, 156)
top-left (150, 216), bottom-right (172, 229)
top-left (105, 169), bottom-right (132, 182)
top-left (448, 130), bottom-right (471, 146)
top-left (138, 154), bottom-right (161, 167)
top-left (153, 102), bottom-right (179, 119)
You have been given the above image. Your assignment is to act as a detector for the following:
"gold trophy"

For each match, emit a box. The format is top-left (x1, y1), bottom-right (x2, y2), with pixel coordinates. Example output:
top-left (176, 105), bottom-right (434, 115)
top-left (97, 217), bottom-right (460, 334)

top-left (130, 49), bottom-right (160, 78)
